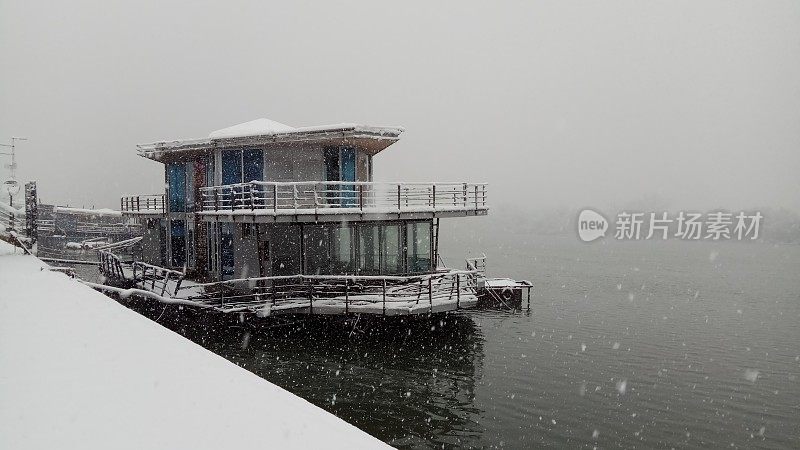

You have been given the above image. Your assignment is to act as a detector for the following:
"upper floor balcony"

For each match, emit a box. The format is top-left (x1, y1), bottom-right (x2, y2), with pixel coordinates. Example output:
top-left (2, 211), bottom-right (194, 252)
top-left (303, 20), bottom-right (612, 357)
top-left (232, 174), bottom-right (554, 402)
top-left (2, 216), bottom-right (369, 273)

top-left (198, 181), bottom-right (488, 223)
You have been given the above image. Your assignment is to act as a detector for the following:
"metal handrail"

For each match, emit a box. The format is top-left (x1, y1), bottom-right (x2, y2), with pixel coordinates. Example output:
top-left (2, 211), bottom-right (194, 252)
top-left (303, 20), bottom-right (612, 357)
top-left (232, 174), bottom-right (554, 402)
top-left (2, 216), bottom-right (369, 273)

top-left (120, 194), bottom-right (165, 213)
top-left (177, 269), bottom-right (480, 313)
top-left (131, 261), bottom-right (186, 297)
top-left (198, 181), bottom-right (488, 214)
top-left (465, 254), bottom-right (487, 277)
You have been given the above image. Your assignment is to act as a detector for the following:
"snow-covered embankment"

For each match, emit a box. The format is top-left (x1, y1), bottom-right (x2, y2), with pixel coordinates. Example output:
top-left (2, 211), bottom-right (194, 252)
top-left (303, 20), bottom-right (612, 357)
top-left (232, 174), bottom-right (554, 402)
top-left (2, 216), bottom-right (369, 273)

top-left (0, 241), bottom-right (389, 449)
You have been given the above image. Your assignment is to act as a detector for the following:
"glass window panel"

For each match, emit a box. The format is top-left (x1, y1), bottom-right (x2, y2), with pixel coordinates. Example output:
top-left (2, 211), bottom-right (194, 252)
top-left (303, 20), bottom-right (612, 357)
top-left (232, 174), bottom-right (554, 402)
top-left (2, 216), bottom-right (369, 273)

top-left (170, 220), bottom-right (186, 268)
top-left (205, 154), bottom-right (215, 186)
top-left (324, 147), bottom-right (340, 205)
top-left (167, 162), bottom-right (186, 212)
top-left (158, 219), bottom-right (167, 266)
top-left (303, 225), bottom-right (329, 275)
top-left (221, 150), bottom-right (242, 185)
top-left (407, 221), bottom-right (432, 273)
top-left (243, 148), bottom-right (263, 182)
top-left (220, 223), bottom-right (234, 280)
top-left (271, 225), bottom-right (301, 276)
top-left (382, 224), bottom-right (402, 274)
top-left (186, 162), bottom-right (195, 212)
top-left (341, 147), bottom-right (356, 206)
top-left (324, 147), bottom-right (340, 181)
top-left (207, 222), bottom-right (215, 273)
top-left (358, 224), bottom-right (380, 275)
top-left (331, 224), bottom-right (355, 273)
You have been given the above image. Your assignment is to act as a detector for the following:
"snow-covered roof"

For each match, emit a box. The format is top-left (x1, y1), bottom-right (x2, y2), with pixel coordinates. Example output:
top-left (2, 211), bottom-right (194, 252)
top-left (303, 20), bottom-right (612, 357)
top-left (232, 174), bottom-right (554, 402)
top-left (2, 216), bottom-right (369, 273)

top-left (136, 118), bottom-right (405, 161)
top-left (209, 118), bottom-right (296, 139)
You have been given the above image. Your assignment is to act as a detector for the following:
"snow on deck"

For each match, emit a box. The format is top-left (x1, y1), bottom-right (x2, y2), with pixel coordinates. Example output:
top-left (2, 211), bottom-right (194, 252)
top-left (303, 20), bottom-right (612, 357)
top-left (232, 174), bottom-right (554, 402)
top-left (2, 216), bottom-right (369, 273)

top-left (0, 241), bottom-right (389, 450)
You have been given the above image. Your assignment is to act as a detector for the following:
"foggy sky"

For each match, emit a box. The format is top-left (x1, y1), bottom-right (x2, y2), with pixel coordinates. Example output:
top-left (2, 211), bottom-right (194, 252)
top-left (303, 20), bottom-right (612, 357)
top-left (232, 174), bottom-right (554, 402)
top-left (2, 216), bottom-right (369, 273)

top-left (1, 0), bottom-right (798, 213)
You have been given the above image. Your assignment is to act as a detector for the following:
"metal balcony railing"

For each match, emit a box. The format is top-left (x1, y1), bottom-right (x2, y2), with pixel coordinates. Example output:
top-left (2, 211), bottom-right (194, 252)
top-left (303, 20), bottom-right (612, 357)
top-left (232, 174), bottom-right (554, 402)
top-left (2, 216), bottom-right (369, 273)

top-left (120, 194), bottom-right (165, 214)
top-left (199, 181), bottom-right (488, 215)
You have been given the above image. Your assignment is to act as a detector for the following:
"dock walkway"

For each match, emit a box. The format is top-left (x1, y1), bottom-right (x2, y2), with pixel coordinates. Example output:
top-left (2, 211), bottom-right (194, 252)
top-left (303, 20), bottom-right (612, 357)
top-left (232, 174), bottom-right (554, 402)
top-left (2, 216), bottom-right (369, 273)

top-left (0, 241), bottom-right (389, 450)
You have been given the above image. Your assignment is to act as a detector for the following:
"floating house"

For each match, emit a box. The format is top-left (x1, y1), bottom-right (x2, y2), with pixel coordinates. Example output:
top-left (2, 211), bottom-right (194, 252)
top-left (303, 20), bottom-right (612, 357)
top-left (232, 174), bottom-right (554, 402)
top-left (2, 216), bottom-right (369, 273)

top-left (109, 118), bottom-right (526, 315)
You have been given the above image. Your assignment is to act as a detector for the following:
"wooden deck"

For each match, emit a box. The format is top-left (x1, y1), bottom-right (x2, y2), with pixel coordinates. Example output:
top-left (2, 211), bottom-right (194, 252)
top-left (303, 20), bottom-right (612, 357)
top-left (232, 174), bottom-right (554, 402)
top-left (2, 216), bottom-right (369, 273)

top-left (97, 250), bottom-right (481, 317)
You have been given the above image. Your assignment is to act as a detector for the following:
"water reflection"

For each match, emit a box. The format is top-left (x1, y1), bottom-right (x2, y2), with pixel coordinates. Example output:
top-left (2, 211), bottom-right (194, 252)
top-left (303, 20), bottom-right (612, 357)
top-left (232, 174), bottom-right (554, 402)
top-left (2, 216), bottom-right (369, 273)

top-left (133, 304), bottom-right (486, 448)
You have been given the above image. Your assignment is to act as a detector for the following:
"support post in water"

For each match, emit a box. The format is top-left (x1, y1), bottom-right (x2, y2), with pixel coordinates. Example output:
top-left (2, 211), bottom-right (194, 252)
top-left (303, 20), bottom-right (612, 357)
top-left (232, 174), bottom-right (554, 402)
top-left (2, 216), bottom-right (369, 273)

top-left (456, 274), bottom-right (460, 309)
top-left (345, 280), bottom-right (349, 315)
top-left (309, 282), bottom-right (313, 315)
top-left (429, 277), bottom-right (433, 313)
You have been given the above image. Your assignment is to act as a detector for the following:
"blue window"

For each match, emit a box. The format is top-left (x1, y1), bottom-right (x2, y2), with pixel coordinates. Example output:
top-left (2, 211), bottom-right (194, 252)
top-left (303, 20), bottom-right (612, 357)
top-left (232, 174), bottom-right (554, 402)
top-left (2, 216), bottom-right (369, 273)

top-left (341, 147), bottom-right (356, 206)
top-left (170, 220), bottom-right (186, 268)
top-left (167, 162), bottom-right (186, 212)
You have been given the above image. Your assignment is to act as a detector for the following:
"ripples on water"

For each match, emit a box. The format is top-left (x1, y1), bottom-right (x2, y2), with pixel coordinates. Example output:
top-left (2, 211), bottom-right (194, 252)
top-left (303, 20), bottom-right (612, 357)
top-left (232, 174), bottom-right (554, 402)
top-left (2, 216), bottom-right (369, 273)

top-left (77, 236), bottom-right (800, 448)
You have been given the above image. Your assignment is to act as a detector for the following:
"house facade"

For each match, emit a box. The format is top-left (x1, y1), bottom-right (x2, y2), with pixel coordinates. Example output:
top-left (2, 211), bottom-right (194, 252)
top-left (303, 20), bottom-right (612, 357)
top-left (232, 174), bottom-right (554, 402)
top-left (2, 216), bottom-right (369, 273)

top-left (122, 118), bottom-right (487, 284)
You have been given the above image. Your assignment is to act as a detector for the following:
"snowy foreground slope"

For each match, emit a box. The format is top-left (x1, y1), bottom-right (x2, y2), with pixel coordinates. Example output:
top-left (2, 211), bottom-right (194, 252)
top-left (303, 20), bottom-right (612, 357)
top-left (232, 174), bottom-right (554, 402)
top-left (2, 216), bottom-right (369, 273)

top-left (0, 242), bottom-right (390, 450)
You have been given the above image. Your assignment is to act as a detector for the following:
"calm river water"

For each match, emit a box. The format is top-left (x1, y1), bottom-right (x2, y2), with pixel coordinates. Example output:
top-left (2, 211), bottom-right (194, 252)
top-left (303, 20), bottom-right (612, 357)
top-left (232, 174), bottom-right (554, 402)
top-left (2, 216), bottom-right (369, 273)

top-left (79, 233), bottom-right (800, 448)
